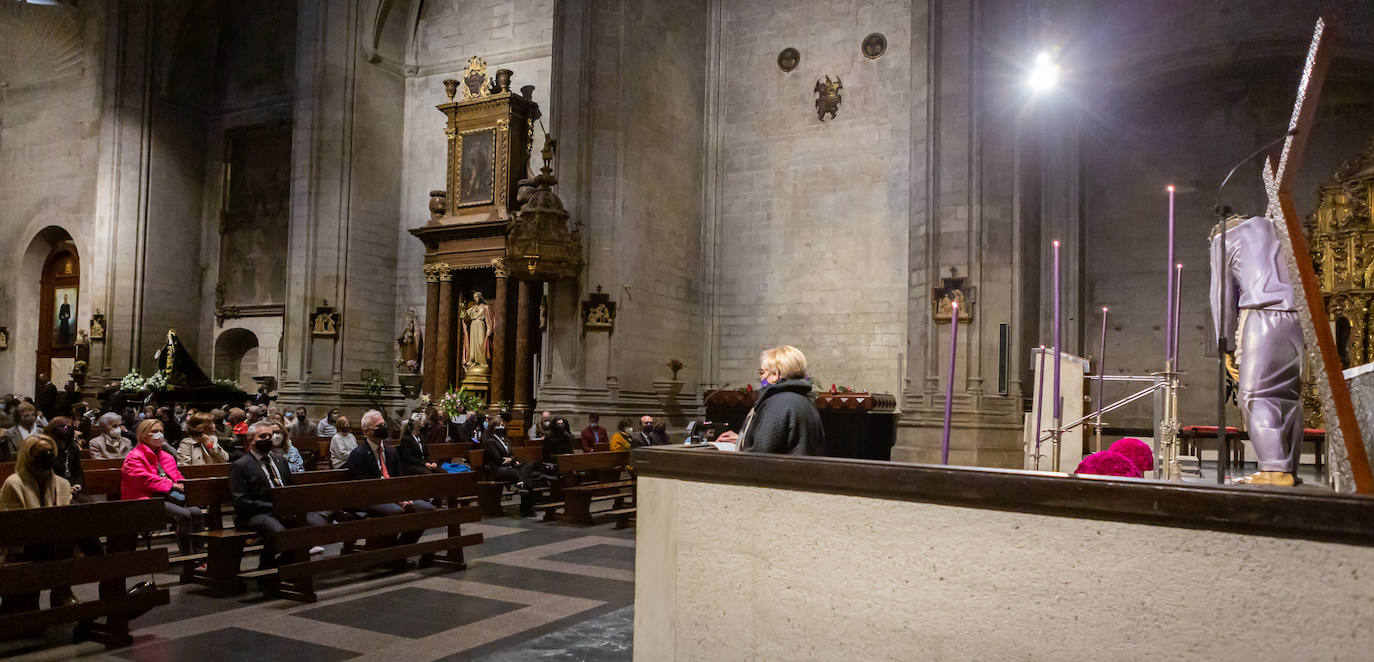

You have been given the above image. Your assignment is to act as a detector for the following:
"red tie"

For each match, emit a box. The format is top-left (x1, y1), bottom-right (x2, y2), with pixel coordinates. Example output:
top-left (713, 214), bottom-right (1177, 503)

top-left (378, 445), bottom-right (390, 478)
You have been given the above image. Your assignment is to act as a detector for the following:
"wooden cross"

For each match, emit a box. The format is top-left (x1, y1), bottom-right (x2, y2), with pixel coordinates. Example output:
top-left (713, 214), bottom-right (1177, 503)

top-left (1264, 15), bottom-right (1374, 493)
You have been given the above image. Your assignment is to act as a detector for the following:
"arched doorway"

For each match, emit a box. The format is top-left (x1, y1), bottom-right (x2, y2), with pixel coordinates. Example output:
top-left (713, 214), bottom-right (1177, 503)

top-left (37, 242), bottom-right (80, 384)
top-left (214, 328), bottom-right (260, 387)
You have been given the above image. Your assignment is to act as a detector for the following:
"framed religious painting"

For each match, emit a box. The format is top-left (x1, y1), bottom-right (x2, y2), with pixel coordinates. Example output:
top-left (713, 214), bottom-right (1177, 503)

top-left (52, 286), bottom-right (77, 349)
top-left (458, 127), bottom-right (497, 207)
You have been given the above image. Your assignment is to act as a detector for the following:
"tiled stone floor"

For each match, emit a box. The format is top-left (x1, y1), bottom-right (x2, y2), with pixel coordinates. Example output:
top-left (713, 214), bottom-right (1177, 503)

top-left (0, 517), bottom-right (636, 662)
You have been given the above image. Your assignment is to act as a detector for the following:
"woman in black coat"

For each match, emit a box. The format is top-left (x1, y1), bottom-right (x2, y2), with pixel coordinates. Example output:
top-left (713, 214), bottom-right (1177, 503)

top-left (542, 417), bottom-right (576, 462)
top-left (722, 345), bottom-right (826, 456)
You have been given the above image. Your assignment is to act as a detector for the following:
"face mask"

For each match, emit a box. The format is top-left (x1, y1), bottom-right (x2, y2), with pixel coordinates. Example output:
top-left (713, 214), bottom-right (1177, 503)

top-left (483, 420), bottom-right (490, 430)
top-left (271, 433), bottom-right (284, 447)
top-left (339, 427), bottom-right (351, 434)
top-left (285, 413), bottom-right (294, 420)
top-left (32, 450), bottom-right (55, 471)
top-left (373, 425), bottom-right (390, 440)
top-left (760, 378), bottom-right (772, 388)
top-left (151, 432), bottom-right (165, 442)
top-left (253, 438), bottom-right (274, 453)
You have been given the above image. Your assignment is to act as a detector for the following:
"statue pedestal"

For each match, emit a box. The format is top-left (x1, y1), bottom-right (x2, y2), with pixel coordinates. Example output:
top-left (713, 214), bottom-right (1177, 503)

top-left (460, 367), bottom-right (491, 404)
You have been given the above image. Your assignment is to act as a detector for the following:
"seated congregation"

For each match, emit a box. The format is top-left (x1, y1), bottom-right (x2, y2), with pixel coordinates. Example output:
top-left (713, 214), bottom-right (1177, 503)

top-left (0, 388), bottom-right (647, 648)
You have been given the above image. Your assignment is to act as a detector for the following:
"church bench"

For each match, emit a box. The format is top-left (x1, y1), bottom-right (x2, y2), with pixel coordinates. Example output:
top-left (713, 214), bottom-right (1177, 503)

top-left (82, 458), bottom-right (125, 471)
top-left (265, 473), bottom-right (483, 602)
top-left (542, 452), bottom-right (634, 525)
top-left (183, 469), bottom-right (351, 595)
top-left (0, 499), bottom-right (170, 649)
top-left (313, 437), bottom-right (332, 469)
top-left (179, 463), bottom-right (231, 480)
top-left (468, 447), bottom-right (551, 517)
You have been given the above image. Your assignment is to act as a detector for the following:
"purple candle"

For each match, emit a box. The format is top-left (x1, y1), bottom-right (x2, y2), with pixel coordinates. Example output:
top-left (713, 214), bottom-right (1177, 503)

top-left (1172, 263), bottom-right (1182, 367)
top-left (1033, 345), bottom-right (1047, 458)
top-left (941, 302), bottom-right (959, 465)
top-left (1052, 240), bottom-right (1062, 423)
top-left (1165, 185), bottom-right (1175, 366)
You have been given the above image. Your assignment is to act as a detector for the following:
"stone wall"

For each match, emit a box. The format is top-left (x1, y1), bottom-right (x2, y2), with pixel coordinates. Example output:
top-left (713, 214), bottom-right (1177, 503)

top-left (0, 3), bottom-right (104, 395)
top-left (708, 0), bottom-right (912, 396)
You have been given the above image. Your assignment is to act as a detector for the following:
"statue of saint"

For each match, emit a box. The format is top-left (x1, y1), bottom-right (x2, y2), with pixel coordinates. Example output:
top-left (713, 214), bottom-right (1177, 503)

top-left (396, 308), bottom-right (422, 371)
top-left (461, 291), bottom-right (493, 368)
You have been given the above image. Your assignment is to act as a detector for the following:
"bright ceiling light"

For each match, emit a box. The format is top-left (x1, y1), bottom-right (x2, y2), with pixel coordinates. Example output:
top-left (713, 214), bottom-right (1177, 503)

top-left (1028, 51), bottom-right (1060, 93)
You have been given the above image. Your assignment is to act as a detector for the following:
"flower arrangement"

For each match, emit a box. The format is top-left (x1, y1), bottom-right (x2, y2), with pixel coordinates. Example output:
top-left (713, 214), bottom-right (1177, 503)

top-left (395, 358), bottom-right (420, 374)
top-left (213, 377), bottom-right (239, 390)
top-left (1073, 450), bottom-right (1141, 478)
top-left (120, 370), bottom-right (147, 392)
top-left (145, 371), bottom-right (168, 391)
top-left (1108, 437), bottom-right (1154, 474)
top-left (437, 387), bottom-right (485, 420)
top-left (666, 359), bottom-right (684, 380)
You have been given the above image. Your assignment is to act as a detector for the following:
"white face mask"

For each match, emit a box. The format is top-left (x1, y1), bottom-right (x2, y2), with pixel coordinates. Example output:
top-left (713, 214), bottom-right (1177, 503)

top-left (271, 433), bottom-right (284, 446)
top-left (150, 432), bottom-right (165, 444)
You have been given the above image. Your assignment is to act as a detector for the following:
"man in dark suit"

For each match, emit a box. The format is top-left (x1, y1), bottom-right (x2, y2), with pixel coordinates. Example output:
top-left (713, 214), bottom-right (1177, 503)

top-left (482, 413), bottom-right (536, 516)
top-left (229, 421), bottom-right (330, 569)
top-left (346, 410), bottom-right (434, 543)
top-left (397, 411), bottom-right (438, 475)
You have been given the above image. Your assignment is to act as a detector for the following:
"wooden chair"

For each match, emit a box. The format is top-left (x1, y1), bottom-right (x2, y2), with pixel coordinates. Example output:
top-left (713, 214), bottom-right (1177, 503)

top-left (266, 473), bottom-right (483, 602)
top-left (0, 500), bottom-right (171, 648)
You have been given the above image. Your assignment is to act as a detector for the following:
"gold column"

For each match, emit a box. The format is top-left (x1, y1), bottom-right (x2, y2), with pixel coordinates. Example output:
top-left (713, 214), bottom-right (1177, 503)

top-left (435, 264), bottom-right (455, 393)
top-left (491, 258), bottom-right (509, 406)
top-left (422, 265), bottom-right (441, 396)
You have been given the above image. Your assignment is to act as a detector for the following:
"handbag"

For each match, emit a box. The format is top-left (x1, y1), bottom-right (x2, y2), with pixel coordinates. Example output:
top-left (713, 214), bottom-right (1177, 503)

top-left (155, 455), bottom-right (187, 506)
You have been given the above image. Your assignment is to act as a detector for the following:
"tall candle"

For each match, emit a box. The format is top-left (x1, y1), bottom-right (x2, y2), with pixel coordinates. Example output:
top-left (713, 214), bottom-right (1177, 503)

top-left (1165, 185), bottom-right (1176, 366)
top-left (1097, 307), bottom-right (1108, 427)
top-left (1052, 240), bottom-right (1062, 423)
top-left (1033, 345), bottom-right (1047, 458)
top-left (941, 302), bottom-right (959, 465)
top-left (1172, 264), bottom-right (1183, 367)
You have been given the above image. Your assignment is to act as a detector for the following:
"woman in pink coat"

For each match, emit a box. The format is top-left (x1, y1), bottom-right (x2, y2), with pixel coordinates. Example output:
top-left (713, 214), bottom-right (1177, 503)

top-left (121, 418), bottom-right (203, 554)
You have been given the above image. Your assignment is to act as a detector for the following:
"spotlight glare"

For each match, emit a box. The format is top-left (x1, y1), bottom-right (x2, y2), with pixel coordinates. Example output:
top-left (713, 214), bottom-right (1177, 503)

top-left (1028, 51), bottom-right (1060, 93)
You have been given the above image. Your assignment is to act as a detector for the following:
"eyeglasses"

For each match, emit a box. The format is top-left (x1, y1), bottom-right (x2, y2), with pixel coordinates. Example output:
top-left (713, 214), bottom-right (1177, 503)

top-left (757, 369), bottom-right (768, 375)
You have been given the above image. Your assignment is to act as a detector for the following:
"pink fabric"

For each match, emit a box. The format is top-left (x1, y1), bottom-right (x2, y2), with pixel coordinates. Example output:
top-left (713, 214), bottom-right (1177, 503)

top-left (1108, 437), bottom-right (1154, 474)
top-left (121, 443), bottom-right (184, 499)
top-left (1073, 450), bottom-right (1142, 478)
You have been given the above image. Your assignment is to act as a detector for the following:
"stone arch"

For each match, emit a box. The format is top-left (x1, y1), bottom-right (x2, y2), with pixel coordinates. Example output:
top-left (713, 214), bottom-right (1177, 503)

top-left (214, 327), bottom-right (260, 387)
top-left (2, 226), bottom-right (77, 395)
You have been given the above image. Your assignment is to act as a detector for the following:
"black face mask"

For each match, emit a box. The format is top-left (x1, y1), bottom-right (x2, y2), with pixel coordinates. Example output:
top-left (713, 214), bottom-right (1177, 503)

top-left (373, 425), bottom-right (390, 440)
top-left (253, 438), bottom-right (274, 454)
top-left (32, 450), bottom-right (55, 472)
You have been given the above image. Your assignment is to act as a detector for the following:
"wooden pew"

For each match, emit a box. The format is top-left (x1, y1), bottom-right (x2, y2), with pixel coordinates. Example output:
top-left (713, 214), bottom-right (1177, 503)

top-left (267, 473), bottom-right (483, 602)
top-left (542, 451), bottom-right (634, 525)
top-left (470, 446), bottom-right (546, 517)
top-left (83, 458), bottom-right (124, 471)
top-left (185, 469), bottom-right (351, 595)
top-left (312, 436), bottom-right (333, 469)
top-left (0, 499), bottom-right (171, 648)
top-left (180, 463), bottom-right (232, 480)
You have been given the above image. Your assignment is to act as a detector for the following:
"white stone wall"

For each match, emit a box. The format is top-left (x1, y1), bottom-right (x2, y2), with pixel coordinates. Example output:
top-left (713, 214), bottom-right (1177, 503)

top-left (0, 4), bottom-right (104, 395)
top-left (635, 475), bottom-right (1374, 661)
top-left (709, 0), bottom-right (912, 396)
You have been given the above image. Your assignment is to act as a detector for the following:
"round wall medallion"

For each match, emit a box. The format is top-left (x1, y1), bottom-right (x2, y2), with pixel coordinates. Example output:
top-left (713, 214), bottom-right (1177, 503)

top-left (862, 33), bottom-right (887, 59)
top-left (777, 47), bottom-right (800, 73)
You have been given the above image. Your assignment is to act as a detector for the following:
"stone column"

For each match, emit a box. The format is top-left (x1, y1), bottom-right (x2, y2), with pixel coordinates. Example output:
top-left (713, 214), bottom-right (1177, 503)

top-left (513, 278), bottom-right (534, 423)
top-left (435, 264), bottom-right (455, 393)
top-left (422, 265), bottom-right (441, 396)
top-left (491, 258), bottom-right (509, 405)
